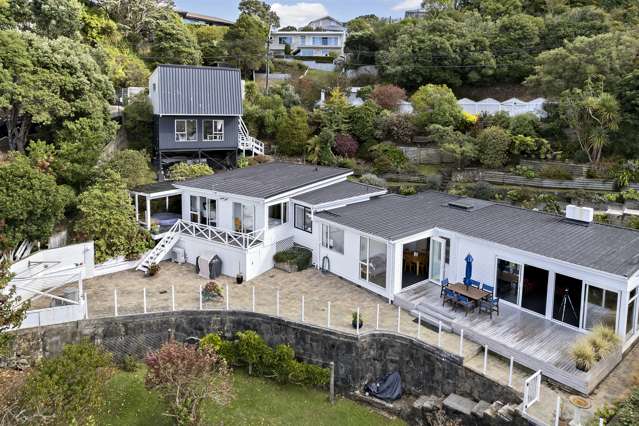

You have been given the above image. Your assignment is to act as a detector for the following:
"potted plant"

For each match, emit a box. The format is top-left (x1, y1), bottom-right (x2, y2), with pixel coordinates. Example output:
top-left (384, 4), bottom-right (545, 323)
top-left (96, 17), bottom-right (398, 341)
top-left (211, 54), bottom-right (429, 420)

top-left (201, 281), bottom-right (223, 301)
top-left (147, 262), bottom-right (160, 277)
top-left (571, 338), bottom-right (594, 372)
top-left (351, 311), bottom-right (363, 330)
top-left (150, 223), bottom-right (160, 235)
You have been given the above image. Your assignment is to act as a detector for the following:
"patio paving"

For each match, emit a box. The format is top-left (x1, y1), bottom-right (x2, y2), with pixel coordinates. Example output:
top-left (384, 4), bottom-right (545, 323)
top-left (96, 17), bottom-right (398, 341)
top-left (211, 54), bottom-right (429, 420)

top-left (36, 262), bottom-right (602, 424)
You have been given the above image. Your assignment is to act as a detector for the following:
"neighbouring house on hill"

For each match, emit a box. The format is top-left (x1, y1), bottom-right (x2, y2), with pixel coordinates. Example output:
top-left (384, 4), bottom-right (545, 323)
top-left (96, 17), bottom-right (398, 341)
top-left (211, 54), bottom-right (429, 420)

top-left (148, 65), bottom-right (263, 170)
top-left (271, 16), bottom-right (346, 58)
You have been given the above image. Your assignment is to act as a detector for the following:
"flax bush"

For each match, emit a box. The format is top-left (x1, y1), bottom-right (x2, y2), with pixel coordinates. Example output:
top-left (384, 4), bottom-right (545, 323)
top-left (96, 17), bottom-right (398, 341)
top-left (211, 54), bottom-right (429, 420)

top-left (571, 338), bottom-right (595, 371)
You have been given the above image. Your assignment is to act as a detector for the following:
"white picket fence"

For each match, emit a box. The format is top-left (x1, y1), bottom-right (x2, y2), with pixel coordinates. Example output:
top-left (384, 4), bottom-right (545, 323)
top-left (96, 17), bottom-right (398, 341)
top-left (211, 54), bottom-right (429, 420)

top-left (20, 297), bottom-right (87, 329)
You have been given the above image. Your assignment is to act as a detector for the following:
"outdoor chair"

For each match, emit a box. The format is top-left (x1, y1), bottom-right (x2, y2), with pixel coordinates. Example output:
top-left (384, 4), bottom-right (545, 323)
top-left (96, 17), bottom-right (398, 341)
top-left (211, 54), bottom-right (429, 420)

top-left (456, 295), bottom-right (476, 316)
top-left (442, 288), bottom-right (457, 308)
top-left (482, 283), bottom-right (494, 294)
top-left (479, 295), bottom-right (500, 319)
top-left (469, 279), bottom-right (481, 288)
top-left (439, 278), bottom-right (449, 297)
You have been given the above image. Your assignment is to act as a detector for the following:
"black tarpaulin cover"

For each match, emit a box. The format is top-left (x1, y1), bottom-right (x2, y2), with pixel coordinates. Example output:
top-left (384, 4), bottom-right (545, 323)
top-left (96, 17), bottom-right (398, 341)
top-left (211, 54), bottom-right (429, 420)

top-left (365, 371), bottom-right (402, 401)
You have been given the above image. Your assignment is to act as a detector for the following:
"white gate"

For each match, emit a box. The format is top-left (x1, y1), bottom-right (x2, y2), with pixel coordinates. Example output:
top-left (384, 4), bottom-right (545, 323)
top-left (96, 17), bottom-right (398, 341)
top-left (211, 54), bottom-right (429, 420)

top-left (523, 370), bottom-right (542, 413)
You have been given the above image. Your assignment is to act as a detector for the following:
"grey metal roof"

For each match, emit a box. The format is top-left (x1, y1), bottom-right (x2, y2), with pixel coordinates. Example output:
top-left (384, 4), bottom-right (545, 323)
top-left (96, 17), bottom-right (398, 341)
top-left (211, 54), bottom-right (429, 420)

top-left (316, 191), bottom-right (639, 277)
top-left (154, 65), bottom-right (243, 116)
top-left (292, 181), bottom-right (386, 205)
top-left (175, 162), bottom-right (351, 199)
top-left (131, 181), bottom-right (177, 195)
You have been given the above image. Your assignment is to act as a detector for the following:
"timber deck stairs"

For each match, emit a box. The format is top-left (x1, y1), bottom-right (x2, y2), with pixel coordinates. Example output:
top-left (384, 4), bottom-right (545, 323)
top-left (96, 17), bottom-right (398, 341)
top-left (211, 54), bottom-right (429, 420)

top-left (136, 222), bottom-right (180, 273)
top-left (239, 117), bottom-right (265, 156)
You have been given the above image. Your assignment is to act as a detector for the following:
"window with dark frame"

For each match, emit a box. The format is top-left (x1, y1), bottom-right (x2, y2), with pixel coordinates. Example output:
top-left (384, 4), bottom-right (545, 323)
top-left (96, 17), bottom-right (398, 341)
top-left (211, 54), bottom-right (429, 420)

top-left (294, 204), bottom-right (312, 233)
top-left (203, 120), bottom-right (224, 141)
top-left (175, 119), bottom-right (197, 141)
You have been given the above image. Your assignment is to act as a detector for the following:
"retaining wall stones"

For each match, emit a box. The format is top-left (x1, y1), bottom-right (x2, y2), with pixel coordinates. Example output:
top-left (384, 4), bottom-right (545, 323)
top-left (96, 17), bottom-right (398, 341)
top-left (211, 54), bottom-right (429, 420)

top-left (6, 311), bottom-right (525, 423)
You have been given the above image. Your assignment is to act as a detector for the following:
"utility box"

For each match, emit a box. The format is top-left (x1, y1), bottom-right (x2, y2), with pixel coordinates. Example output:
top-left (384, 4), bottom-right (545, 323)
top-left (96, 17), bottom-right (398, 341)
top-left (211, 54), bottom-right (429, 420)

top-left (172, 247), bottom-right (186, 264)
top-left (196, 254), bottom-right (222, 279)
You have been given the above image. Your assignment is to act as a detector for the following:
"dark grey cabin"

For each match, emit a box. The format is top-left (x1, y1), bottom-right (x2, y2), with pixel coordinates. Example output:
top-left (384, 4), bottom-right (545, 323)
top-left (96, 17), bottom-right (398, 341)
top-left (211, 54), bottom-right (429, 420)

top-left (149, 65), bottom-right (244, 169)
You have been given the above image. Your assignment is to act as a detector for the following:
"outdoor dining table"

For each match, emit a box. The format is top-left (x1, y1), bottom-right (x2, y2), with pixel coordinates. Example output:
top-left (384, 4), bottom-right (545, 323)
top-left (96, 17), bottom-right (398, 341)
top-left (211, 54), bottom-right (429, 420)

top-left (448, 282), bottom-right (491, 304)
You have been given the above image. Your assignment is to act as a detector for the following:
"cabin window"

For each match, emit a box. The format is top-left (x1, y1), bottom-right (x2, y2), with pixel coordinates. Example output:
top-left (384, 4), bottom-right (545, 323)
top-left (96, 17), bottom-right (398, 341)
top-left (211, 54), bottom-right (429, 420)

top-left (175, 119), bottom-right (197, 141)
top-left (321, 224), bottom-right (344, 254)
top-left (233, 202), bottom-right (255, 233)
top-left (278, 36), bottom-right (292, 45)
top-left (268, 202), bottom-right (288, 228)
top-left (294, 204), bottom-right (312, 233)
top-left (203, 120), bottom-right (224, 141)
top-left (627, 288), bottom-right (638, 338)
top-left (584, 284), bottom-right (618, 331)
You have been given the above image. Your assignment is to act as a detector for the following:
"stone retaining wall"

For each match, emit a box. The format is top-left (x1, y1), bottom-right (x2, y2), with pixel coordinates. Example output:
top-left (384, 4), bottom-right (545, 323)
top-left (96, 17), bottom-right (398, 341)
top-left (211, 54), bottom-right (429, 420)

top-left (6, 311), bottom-right (529, 425)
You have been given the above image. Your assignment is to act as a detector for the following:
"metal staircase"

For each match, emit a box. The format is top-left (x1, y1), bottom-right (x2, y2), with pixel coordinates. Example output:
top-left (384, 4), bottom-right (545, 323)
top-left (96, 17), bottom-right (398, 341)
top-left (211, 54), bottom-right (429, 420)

top-left (239, 117), bottom-right (265, 156)
top-left (136, 222), bottom-right (180, 273)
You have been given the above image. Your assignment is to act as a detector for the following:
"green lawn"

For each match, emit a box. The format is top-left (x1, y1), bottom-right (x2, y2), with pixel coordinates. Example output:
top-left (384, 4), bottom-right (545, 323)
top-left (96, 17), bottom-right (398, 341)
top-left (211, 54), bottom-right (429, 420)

top-left (100, 368), bottom-right (405, 426)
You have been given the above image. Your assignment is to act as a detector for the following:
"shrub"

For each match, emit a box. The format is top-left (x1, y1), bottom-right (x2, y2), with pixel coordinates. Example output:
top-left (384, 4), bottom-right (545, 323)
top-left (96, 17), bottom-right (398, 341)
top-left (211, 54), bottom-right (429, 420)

top-left (424, 175), bottom-right (443, 190)
top-left (589, 324), bottom-right (620, 359)
top-left (571, 338), bottom-right (595, 371)
top-left (510, 135), bottom-right (551, 159)
top-left (360, 173), bottom-right (387, 187)
top-left (334, 134), bottom-right (359, 157)
top-left (20, 341), bottom-right (113, 424)
top-left (120, 354), bottom-right (138, 372)
top-left (400, 184), bottom-right (417, 195)
top-left (272, 246), bottom-right (312, 271)
top-left (369, 84), bottom-right (406, 110)
top-left (122, 94), bottom-right (153, 151)
top-left (168, 162), bottom-right (214, 181)
top-left (539, 165), bottom-right (573, 180)
top-left (477, 111), bottom-right (511, 130)
top-left (103, 149), bottom-right (156, 189)
top-left (348, 100), bottom-right (383, 145)
top-left (508, 112), bottom-right (540, 137)
top-left (511, 165), bottom-right (537, 179)
top-left (200, 333), bottom-right (223, 352)
top-left (369, 143), bottom-right (408, 174)
top-left (276, 106), bottom-right (310, 156)
top-left (469, 182), bottom-right (497, 200)
top-left (237, 154), bottom-right (249, 168)
top-left (202, 281), bottom-right (223, 301)
top-left (378, 113), bottom-right (416, 145)
top-left (410, 84), bottom-right (463, 129)
top-left (147, 262), bottom-right (160, 276)
top-left (476, 126), bottom-right (511, 168)
top-left (145, 342), bottom-right (234, 425)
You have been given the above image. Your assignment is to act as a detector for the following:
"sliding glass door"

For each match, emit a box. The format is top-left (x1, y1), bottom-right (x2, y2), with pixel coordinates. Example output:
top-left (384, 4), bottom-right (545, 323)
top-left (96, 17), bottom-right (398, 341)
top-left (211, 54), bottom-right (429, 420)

top-left (552, 274), bottom-right (582, 328)
top-left (233, 202), bottom-right (255, 233)
top-left (429, 237), bottom-right (445, 284)
top-left (496, 259), bottom-right (521, 305)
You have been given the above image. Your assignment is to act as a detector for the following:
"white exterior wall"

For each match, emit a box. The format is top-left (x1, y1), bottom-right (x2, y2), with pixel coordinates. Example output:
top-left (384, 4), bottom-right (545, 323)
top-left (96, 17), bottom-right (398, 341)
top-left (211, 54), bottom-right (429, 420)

top-left (149, 69), bottom-right (160, 113)
top-left (174, 235), bottom-right (246, 278)
top-left (271, 31), bottom-right (345, 56)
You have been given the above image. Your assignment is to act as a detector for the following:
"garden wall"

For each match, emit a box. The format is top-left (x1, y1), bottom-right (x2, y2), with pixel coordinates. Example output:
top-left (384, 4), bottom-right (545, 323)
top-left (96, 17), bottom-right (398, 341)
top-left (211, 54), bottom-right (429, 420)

top-left (398, 146), bottom-right (456, 165)
top-left (6, 310), bottom-right (521, 407)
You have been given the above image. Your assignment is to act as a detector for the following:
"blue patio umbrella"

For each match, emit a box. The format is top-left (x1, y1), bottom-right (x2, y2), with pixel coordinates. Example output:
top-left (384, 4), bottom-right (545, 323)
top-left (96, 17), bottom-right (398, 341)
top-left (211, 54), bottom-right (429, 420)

top-left (464, 254), bottom-right (474, 285)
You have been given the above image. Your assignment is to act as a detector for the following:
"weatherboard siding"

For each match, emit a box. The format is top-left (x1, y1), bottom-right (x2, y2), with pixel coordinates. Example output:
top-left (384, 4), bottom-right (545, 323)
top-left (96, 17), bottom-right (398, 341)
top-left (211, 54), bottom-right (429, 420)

top-left (157, 116), bottom-right (238, 151)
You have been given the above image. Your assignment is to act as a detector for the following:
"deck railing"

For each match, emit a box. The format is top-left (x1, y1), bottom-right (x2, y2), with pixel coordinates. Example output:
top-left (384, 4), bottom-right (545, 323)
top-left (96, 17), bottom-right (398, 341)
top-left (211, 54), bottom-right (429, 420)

top-left (176, 220), bottom-right (264, 250)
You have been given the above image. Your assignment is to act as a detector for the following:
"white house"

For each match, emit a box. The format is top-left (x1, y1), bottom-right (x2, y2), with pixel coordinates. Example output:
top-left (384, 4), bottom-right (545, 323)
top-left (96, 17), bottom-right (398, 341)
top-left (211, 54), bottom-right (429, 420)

top-left (271, 16), bottom-right (346, 57)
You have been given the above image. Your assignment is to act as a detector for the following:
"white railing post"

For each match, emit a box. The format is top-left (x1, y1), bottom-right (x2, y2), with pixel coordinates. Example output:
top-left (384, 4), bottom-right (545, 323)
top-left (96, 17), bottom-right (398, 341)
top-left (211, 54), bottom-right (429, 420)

top-left (437, 321), bottom-right (442, 348)
top-left (554, 396), bottom-right (561, 426)
top-left (356, 307), bottom-right (360, 336)
top-left (459, 329), bottom-right (464, 356)
top-left (114, 288), bottom-right (118, 317)
top-left (199, 285), bottom-right (202, 310)
top-left (376, 304), bottom-right (379, 330)
top-left (508, 356), bottom-right (514, 387)
top-left (252, 286), bottom-right (255, 312)
top-left (226, 284), bottom-right (229, 310)
top-left (599, 418), bottom-right (604, 426)
top-left (84, 292), bottom-right (89, 319)
top-left (396, 306), bottom-right (401, 333)
top-left (327, 301), bottom-right (331, 328)
top-left (301, 295), bottom-right (305, 323)
top-left (417, 313), bottom-right (421, 339)
top-left (276, 289), bottom-right (280, 317)
top-left (143, 288), bottom-right (147, 314)
top-left (171, 285), bottom-right (175, 311)
top-left (483, 345), bottom-right (488, 375)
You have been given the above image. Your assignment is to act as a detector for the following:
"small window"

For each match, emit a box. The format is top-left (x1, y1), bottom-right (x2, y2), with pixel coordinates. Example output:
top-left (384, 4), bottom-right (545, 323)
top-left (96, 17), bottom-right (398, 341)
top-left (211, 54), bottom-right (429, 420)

top-left (175, 119), bottom-right (197, 141)
top-left (294, 204), bottom-right (312, 233)
top-left (322, 224), bottom-right (344, 254)
top-left (442, 237), bottom-right (450, 264)
top-left (203, 120), bottom-right (224, 141)
top-left (268, 202), bottom-right (288, 228)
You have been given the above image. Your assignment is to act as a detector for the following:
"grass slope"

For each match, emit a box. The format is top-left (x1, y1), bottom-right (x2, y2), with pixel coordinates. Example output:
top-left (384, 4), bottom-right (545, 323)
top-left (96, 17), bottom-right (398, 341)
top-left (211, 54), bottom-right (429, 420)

top-left (100, 368), bottom-right (405, 426)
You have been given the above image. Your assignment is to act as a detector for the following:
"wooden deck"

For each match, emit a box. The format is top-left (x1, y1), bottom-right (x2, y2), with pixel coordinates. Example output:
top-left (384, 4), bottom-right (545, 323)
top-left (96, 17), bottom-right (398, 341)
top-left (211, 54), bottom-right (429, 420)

top-left (395, 282), bottom-right (622, 394)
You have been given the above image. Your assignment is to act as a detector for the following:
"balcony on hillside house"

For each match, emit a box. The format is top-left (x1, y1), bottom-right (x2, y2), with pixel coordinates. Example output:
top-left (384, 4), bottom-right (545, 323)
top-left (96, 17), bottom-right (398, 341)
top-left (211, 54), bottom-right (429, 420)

top-left (130, 182), bottom-right (182, 239)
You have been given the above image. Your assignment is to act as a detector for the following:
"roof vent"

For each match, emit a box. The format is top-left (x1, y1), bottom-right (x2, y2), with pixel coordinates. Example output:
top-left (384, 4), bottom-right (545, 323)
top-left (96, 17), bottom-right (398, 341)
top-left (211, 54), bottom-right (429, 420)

top-left (565, 205), bottom-right (594, 224)
top-left (447, 201), bottom-right (474, 211)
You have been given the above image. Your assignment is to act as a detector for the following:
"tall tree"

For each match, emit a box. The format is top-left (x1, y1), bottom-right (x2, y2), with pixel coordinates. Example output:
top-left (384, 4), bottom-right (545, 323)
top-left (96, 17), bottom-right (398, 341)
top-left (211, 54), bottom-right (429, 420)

top-left (559, 80), bottom-right (620, 164)
top-left (75, 170), bottom-right (151, 263)
top-left (0, 30), bottom-right (114, 152)
top-left (239, 0), bottom-right (279, 26)
top-left (223, 14), bottom-right (268, 76)
top-left (96, 0), bottom-right (174, 47)
top-left (0, 154), bottom-right (71, 248)
top-left (491, 13), bottom-right (544, 82)
top-left (410, 84), bottom-right (464, 129)
top-left (191, 25), bottom-right (227, 66)
top-left (150, 13), bottom-right (202, 66)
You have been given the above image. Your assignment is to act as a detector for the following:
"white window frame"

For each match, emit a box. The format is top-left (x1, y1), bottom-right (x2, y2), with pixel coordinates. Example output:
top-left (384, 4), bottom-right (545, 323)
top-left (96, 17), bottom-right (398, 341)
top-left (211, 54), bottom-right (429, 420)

top-left (321, 223), bottom-right (344, 254)
top-left (268, 202), bottom-right (288, 229)
top-left (203, 119), bottom-right (224, 141)
top-left (294, 204), bottom-right (312, 233)
top-left (175, 119), bottom-right (197, 142)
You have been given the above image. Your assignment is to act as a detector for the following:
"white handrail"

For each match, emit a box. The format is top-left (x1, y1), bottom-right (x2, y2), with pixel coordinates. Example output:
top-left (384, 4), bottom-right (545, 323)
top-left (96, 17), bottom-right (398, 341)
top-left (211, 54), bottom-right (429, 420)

top-left (175, 220), bottom-right (264, 250)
